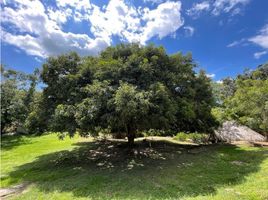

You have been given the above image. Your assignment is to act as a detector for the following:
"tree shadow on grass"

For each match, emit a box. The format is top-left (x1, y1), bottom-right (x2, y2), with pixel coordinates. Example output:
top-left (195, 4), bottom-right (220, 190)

top-left (3, 139), bottom-right (268, 199)
top-left (1, 135), bottom-right (34, 151)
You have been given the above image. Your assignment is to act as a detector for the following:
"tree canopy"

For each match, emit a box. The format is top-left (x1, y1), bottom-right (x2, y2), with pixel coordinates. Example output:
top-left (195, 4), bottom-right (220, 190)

top-left (34, 44), bottom-right (217, 145)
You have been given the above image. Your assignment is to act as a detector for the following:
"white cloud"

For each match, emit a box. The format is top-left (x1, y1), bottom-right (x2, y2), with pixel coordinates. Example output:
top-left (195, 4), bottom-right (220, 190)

top-left (253, 51), bottom-right (267, 59)
top-left (216, 80), bottom-right (223, 84)
top-left (47, 8), bottom-right (72, 25)
top-left (1, 0), bottom-right (109, 58)
top-left (227, 24), bottom-right (268, 55)
top-left (187, 1), bottom-right (210, 18)
top-left (143, 0), bottom-right (164, 4)
top-left (54, 0), bottom-right (92, 22)
top-left (2, 29), bottom-right (109, 57)
top-left (227, 39), bottom-right (246, 47)
top-left (227, 41), bottom-right (240, 47)
top-left (2, 32), bottom-right (45, 57)
top-left (184, 26), bottom-right (195, 37)
top-left (55, 0), bottom-right (92, 11)
top-left (187, 0), bottom-right (250, 18)
top-left (89, 0), bottom-right (137, 40)
top-left (88, 0), bottom-right (183, 44)
top-left (140, 1), bottom-right (183, 44)
top-left (206, 73), bottom-right (215, 78)
top-left (212, 0), bottom-right (250, 15)
top-left (1, 0), bottom-right (184, 58)
top-left (249, 24), bottom-right (268, 49)
top-left (1, 0), bottom-right (54, 35)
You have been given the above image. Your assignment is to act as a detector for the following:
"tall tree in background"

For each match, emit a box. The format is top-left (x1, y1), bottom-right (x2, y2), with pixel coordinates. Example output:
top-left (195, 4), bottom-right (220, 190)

top-left (1, 66), bottom-right (39, 133)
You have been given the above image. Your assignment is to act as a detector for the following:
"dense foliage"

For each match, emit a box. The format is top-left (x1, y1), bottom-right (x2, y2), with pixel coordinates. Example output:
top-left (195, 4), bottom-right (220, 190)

top-left (212, 63), bottom-right (268, 135)
top-left (2, 44), bottom-right (266, 144)
top-left (33, 44), bottom-right (217, 145)
top-left (1, 66), bottom-right (39, 133)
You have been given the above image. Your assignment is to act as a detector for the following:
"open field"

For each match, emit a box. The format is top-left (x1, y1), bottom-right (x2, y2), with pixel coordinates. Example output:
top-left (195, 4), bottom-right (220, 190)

top-left (1, 133), bottom-right (268, 200)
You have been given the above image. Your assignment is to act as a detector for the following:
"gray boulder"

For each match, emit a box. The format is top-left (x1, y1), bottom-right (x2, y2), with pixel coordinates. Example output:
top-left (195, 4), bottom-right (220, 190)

top-left (215, 121), bottom-right (266, 142)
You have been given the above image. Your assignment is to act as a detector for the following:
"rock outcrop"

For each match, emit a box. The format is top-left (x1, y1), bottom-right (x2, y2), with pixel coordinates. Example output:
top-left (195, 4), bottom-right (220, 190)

top-left (215, 121), bottom-right (266, 142)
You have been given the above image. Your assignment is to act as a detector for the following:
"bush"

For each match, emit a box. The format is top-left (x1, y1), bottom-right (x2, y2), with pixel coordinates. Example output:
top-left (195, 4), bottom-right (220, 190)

top-left (142, 129), bottom-right (166, 137)
top-left (189, 133), bottom-right (208, 143)
top-left (174, 132), bottom-right (208, 143)
top-left (174, 132), bottom-right (188, 141)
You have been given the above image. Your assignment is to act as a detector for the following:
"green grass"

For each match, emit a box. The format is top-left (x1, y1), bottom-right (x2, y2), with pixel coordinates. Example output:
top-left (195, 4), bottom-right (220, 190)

top-left (1, 133), bottom-right (268, 200)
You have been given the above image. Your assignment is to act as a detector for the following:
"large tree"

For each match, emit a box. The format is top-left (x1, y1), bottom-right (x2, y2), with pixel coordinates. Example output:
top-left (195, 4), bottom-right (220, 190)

top-left (39, 44), bottom-right (217, 146)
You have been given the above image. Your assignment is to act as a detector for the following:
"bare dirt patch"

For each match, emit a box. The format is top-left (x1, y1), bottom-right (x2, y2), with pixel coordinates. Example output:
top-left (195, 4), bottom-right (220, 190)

top-left (0, 183), bottom-right (29, 199)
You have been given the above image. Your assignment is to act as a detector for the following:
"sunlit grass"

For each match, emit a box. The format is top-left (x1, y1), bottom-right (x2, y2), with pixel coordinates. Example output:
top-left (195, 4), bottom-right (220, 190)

top-left (1, 133), bottom-right (267, 200)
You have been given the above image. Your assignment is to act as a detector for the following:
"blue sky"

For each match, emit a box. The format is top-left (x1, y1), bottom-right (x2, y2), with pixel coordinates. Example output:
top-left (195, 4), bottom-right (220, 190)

top-left (1, 0), bottom-right (268, 81)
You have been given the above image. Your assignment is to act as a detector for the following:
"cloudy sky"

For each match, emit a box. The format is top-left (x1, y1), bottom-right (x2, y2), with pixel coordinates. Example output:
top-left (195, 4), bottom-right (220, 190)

top-left (1, 0), bottom-right (268, 80)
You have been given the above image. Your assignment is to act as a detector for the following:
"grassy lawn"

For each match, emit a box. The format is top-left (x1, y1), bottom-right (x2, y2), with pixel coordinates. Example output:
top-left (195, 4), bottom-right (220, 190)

top-left (1, 133), bottom-right (268, 200)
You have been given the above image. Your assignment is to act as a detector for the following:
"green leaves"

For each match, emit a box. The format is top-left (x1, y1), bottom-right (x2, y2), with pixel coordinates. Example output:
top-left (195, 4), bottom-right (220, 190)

top-left (229, 79), bottom-right (268, 133)
top-left (1, 67), bottom-right (39, 133)
top-left (212, 63), bottom-right (268, 135)
top-left (114, 82), bottom-right (150, 128)
top-left (52, 104), bottom-right (77, 136)
top-left (38, 44), bottom-right (217, 141)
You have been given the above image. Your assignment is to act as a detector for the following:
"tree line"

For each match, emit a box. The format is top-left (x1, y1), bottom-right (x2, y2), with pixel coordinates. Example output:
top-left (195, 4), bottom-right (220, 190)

top-left (212, 63), bottom-right (268, 136)
top-left (1, 44), bottom-right (267, 144)
top-left (1, 67), bottom-right (39, 134)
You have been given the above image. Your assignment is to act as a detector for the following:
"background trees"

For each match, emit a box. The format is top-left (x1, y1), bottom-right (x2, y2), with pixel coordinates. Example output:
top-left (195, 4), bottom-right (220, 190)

top-left (212, 63), bottom-right (268, 135)
top-left (1, 66), bottom-right (39, 133)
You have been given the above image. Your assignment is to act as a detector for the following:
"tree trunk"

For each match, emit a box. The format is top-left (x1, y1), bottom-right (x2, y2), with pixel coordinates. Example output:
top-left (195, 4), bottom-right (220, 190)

top-left (127, 133), bottom-right (135, 147)
top-left (127, 125), bottom-right (135, 147)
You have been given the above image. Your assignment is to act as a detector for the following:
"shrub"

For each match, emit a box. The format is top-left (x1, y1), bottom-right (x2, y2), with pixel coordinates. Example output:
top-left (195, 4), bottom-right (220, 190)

top-left (142, 129), bottom-right (166, 137)
top-left (174, 132), bottom-right (188, 141)
top-left (174, 132), bottom-right (208, 143)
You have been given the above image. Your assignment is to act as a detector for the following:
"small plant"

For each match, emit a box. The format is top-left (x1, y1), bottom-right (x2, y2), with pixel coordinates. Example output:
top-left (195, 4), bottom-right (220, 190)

top-left (174, 132), bottom-right (188, 141)
top-left (189, 133), bottom-right (208, 143)
top-left (142, 129), bottom-right (166, 137)
top-left (174, 132), bottom-right (208, 143)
